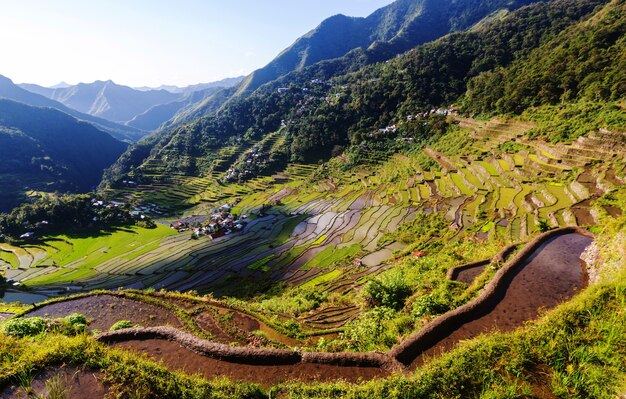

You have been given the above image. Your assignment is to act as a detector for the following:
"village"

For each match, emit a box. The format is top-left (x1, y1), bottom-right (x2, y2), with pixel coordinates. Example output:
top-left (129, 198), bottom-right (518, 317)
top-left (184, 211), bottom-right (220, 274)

top-left (169, 200), bottom-right (249, 240)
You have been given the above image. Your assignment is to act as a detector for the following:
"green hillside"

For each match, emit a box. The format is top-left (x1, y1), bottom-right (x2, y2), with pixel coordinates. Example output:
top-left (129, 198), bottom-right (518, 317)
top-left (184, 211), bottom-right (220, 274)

top-left (0, 99), bottom-right (128, 212)
top-left (170, 0), bottom-right (543, 127)
top-left (0, 0), bottom-right (624, 398)
top-left (103, 0), bottom-right (609, 188)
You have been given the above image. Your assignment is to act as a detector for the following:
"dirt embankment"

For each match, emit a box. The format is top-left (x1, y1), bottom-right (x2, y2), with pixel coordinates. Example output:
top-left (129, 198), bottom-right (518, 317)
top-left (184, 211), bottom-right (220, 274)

top-left (98, 326), bottom-right (393, 385)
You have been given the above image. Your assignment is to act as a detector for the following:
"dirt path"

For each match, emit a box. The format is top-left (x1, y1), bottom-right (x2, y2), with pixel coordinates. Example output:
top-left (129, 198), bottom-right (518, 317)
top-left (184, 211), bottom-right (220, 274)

top-left (410, 233), bottom-right (591, 367)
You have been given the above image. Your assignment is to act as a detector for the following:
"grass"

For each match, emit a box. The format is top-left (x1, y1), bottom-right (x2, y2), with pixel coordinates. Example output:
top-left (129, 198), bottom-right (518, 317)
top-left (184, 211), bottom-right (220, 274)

top-left (247, 255), bottom-right (275, 272)
top-left (311, 235), bottom-right (327, 246)
top-left (302, 244), bottom-right (362, 270)
top-left (0, 250), bottom-right (19, 269)
top-left (299, 270), bottom-right (342, 290)
top-left (271, 214), bottom-right (309, 247)
top-left (22, 225), bottom-right (176, 286)
top-left (476, 161), bottom-right (499, 176)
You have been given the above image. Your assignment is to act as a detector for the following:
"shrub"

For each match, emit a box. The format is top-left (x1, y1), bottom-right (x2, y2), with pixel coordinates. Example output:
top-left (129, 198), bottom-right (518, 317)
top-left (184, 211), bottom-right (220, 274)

top-left (110, 320), bottom-right (135, 331)
top-left (412, 291), bottom-right (454, 318)
top-left (2, 317), bottom-right (47, 337)
top-left (362, 270), bottom-right (412, 310)
top-left (339, 307), bottom-right (398, 351)
top-left (2, 313), bottom-right (89, 337)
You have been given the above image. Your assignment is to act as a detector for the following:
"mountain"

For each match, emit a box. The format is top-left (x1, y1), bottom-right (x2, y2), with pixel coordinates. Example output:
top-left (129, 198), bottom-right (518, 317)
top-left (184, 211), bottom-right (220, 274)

top-left (103, 0), bottom-right (609, 187)
top-left (235, 0), bottom-right (540, 96)
top-left (126, 87), bottom-right (223, 131)
top-left (462, 0), bottom-right (626, 114)
top-left (175, 0), bottom-right (542, 126)
top-left (0, 99), bottom-right (128, 212)
top-left (133, 76), bottom-right (244, 94)
top-left (50, 81), bottom-right (71, 89)
top-left (20, 80), bottom-right (181, 123)
top-left (0, 75), bottom-right (146, 142)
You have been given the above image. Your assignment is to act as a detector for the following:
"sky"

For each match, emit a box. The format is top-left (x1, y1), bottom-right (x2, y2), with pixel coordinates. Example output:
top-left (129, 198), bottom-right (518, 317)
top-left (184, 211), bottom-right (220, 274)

top-left (0, 0), bottom-right (395, 88)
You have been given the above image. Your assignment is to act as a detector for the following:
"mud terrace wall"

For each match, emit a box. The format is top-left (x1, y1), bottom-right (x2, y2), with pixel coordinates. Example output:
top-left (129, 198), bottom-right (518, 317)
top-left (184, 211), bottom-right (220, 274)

top-left (446, 242), bottom-right (520, 280)
top-left (96, 326), bottom-right (402, 370)
top-left (390, 227), bottom-right (592, 365)
top-left (90, 227), bottom-right (591, 370)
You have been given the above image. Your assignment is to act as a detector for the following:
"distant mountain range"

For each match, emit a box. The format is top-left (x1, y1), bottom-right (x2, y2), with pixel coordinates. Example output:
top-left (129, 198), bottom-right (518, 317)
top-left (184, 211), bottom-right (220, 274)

top-left (0, 75), bottom-right (146, 142)
top-left (0, 99), bottom-right (127, 212)
top-left (126, 87), bottom-right (224, 131)
top-left (19, 80), bottom-right (180, 124)
top-left (133, 76), bottom-right (244, 94)
top-left (16, 76), bottom-right (244, 132)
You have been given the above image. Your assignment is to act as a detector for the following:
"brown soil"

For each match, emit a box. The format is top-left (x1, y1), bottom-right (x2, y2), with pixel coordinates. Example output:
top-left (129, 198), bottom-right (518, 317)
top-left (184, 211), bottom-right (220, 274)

top-left (603, 205), bottom-right (623, 218)
top-left (26, 294), bottom-right (184, 331)
top-left (528, 364), bottom-right (561, 399)
top-left (571, 200), bottom-right (595, 226)
top-left (1, 366), bottom-right (106, 399)
top-left (195, 310), bottom-right (237, 344)
top-left (411, 233), bottom-right (591, 366)
top-left (231, 311), bottom-right (260, 332)
top-left (113, 339), bottom-right (387, 386)
top-left (454, 264), bottom-right (488, 285)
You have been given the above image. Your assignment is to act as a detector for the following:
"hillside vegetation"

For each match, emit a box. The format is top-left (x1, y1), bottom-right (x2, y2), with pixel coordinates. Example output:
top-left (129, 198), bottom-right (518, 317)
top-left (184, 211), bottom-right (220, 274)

top-left (103, 0), bottom-right (610, 186)
top-left (0, 0), bottom-right (624, 397)
top-left (0, 100), bottom-right (127, 212)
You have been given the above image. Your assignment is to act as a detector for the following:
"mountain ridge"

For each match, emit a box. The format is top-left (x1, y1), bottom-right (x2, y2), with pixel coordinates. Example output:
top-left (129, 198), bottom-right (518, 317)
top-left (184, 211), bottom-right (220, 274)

top-left (0, 99), bottom-right (127, 211)
top-left (0, 75), bottom-right (147, 142)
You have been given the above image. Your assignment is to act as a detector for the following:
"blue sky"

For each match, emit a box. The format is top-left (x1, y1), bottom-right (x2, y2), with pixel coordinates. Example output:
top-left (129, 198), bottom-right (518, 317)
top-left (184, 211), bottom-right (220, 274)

top-left (0, 0), bottom-right (395, 87)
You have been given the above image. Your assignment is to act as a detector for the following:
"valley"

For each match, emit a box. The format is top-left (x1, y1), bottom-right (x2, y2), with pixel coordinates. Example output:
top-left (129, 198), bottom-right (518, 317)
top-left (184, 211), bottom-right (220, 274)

top-left (0, 0), bottom-right (624, 397)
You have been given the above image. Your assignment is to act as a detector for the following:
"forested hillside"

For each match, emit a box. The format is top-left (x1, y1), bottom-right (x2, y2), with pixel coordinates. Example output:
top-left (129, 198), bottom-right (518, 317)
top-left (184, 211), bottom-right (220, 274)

top-left (463, 0), bottom-right (625, 114)
top-left (102, 0), bottom-right (612, 187)
top-left (172, 0), bottom-right (542, 127)
top-left (0, 100), bottom-right (127, 212)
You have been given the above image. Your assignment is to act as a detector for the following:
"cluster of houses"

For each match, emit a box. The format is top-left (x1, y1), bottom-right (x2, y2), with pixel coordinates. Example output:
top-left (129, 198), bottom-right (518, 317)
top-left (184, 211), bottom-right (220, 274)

top-left (406, 108), bottom-right (458, 121)
top-left (224, 145), bottom-right (269, 182)
top-left (277, 79), bottom-right (334, 94)
top-left (170, 202), bottom-right (247, 239)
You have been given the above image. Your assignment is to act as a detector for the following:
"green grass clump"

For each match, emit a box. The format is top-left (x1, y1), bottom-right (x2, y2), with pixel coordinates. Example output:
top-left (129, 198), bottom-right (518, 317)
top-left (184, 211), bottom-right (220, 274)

top-left (2, 313), bottom-right (87, 337)
top-left (362, 270), bottom-right (411, 311)
top-left (109, 320), bottom-right (135, 331)
top-left (2, 317), bottom-right (46, 337)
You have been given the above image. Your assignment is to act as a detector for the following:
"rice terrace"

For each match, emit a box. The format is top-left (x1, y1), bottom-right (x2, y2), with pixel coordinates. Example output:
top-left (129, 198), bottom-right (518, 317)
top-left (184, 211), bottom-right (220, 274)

top-left (0, 0), bottom-right (624, 398)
